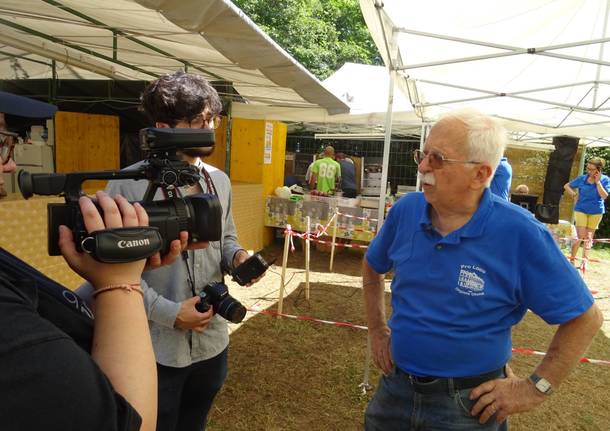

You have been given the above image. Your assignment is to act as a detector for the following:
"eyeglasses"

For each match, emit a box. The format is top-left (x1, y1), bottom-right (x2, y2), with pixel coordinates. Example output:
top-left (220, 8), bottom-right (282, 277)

top-left (188, 113), bottom-right (222, 130)
top-left (413, 149), bottom-right (480, 170)
top-left (0, 130), bottom-right (18, 165)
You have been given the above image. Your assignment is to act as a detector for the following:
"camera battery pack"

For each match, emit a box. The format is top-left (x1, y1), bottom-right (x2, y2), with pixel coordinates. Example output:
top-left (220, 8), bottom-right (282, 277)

top-left (232, 253), bottom-right (274, 286)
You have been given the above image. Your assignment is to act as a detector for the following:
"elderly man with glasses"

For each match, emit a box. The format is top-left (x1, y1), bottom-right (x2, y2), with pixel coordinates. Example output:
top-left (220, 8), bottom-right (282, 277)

top-left (363, 109), bottom-right (602, 430)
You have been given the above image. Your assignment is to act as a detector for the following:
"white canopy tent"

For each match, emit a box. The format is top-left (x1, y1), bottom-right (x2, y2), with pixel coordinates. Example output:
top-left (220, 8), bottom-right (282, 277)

top-left (0, 0), bottom-right (348, 114)
top-left (360, 0), bottom-right (610, 225)
top-left (233, 62), bottom-right (423, 135)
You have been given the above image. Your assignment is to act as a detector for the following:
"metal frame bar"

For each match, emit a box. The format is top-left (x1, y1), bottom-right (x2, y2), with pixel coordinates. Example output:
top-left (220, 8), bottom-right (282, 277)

top-left (0, 49), bottom-right (51, 66)
top-left (395, 27), bottom-right (610, 70)
top-left (43, 0), bottom-right (224, 80)
top-left (0, 17), bottom-right (156, 78)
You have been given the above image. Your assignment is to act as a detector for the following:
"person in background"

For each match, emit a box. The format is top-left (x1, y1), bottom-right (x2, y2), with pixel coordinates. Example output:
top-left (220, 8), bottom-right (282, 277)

top-left (78, 71), bottom-right (265, 431)
top-left (363, 108), bottom-right (602, 430)
top-left (309, 145), bottom-right (341, 194)
top-left (490, 154), bottom-right (512, 200)
top-left (0, 92), bottom-right (159, 430)
top-left (564, 157), bottom-right (610, 264)
top-left (305, 151), bottom-right (324, 189)
top-left (336, 152), bottom-right (357, 198)
top-left (514, 184), bottom-right (530, 195)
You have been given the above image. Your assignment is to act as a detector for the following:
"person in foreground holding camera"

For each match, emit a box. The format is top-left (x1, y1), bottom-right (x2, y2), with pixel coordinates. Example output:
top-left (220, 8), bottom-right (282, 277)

top-left (0, 93), bottom-right (156, 430)
top-left (99, 71), bottom-right (262, 431)
top-left (363, 108), bottom-right (602, 430)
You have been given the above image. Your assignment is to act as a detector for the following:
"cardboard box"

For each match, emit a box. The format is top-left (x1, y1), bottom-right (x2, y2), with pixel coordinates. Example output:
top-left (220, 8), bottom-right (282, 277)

top-left (13, 145), bottom-right (54, 171)
top-left (1, 172), bottom-right (15, 194)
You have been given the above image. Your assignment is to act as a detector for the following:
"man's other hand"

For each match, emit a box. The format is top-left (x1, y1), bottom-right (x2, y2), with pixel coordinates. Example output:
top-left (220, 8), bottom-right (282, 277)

top-left (369, 325), bottom-right (393, 375)
top-left (174, 296), bottom-right (214, 333)
top-left (233, 249), bottom-right (266, 287)
top-left (469, 366), bottom-right (546, 424)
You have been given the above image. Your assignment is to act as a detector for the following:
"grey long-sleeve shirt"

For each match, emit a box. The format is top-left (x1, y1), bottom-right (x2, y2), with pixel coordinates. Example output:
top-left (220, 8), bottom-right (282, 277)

top-left (80, 159), bottom-right (243, 367)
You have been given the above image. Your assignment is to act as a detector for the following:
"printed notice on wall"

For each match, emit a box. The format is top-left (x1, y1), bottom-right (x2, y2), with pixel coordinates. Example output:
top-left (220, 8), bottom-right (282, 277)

top-left (264, 122), bottom-right (273, 164)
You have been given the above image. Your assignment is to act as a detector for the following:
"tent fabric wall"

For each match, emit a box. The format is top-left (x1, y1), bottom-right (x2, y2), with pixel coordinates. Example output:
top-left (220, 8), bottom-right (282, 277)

top-left (0, 0), bottom-right (348, 114)
top-left (360, 0), bottom-right (610, 141)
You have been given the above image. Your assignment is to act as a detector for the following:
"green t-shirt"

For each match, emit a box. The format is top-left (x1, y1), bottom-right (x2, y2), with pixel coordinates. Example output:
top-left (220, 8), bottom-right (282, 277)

top-left (311, 157), bottom-right (341, 193)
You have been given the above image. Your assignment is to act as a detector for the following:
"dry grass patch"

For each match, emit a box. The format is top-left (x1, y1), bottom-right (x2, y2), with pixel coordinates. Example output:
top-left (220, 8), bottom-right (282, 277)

top-left (207, 244), bottom-right (610, 431)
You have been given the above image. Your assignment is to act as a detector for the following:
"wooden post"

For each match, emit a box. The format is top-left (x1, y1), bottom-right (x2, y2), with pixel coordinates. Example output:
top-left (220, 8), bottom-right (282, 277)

top-left (329, 211), bottom-right (338, 272)
top-left (305, 216), bottom-right (311, 301)
top-left (277, 224), bottom-right (291, 315)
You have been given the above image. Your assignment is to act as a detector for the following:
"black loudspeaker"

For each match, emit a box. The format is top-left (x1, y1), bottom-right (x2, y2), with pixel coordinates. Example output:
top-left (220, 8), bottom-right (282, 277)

top-left (535, 203), bottom-right (559, 224)
top-left (542, 136), bottom-right (579, 205)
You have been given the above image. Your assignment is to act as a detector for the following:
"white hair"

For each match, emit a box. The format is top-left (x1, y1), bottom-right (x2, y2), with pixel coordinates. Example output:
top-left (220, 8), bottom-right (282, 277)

top-left (438, 108), bottom-right (507, 184)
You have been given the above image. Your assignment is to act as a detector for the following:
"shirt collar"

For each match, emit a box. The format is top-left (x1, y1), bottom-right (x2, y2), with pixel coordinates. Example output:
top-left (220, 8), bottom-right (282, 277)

top-left (418, 188), bottom-right (494, 243)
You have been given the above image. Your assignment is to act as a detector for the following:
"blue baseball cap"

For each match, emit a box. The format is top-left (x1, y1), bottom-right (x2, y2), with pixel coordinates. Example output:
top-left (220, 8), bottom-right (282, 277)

top-left (0, 91), bottom-right (57, 118)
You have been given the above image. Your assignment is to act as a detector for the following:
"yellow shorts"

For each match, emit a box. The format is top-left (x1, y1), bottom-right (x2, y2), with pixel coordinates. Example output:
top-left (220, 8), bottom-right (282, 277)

top-left (574, 211), bottom-right (603, 230)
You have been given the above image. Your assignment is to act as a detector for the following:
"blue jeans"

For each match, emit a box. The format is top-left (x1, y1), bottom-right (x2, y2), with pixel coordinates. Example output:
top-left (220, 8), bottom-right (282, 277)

top-left (365, 368), bottom-right (508, 431)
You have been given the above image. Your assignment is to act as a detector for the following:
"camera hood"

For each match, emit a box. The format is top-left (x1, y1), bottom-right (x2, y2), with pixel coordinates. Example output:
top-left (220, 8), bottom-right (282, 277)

top-left (139, 128), bottom-right (215, 153)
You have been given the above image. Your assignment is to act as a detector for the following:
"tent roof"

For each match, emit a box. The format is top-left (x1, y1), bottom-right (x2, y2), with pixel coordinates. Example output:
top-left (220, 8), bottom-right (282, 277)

top-left (0, 0), bottom-right (348, 114)
top-left (233, 62), bottom-right (422, 136)
top-left (360, 0), bottom-right (610, 145)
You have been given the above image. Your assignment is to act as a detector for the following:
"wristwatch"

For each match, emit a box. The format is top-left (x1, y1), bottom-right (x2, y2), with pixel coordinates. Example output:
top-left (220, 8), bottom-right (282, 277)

top-left (528, 373), bottom-right (553, 395)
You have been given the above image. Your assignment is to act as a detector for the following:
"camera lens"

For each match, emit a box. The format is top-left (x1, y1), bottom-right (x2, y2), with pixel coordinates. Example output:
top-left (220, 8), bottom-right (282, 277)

top-left (216, 298), bottom-right (246, 323)
top-left (142, 193), bottom-right (222, 252)
top-left (204, 282), bottom-right (247, 323)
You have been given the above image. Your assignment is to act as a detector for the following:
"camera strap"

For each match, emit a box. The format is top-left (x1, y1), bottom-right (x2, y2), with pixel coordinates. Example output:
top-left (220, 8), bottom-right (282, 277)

top-left (81, 227), bottom-right (163, 263)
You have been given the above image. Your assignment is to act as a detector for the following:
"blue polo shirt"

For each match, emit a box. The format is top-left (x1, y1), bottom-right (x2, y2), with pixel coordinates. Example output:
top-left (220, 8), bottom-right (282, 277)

top-left (366, 189), bottom-right (593, 377)
top-left (569, 174), bottom-right (610, 214)
top-left (490, 157), bottom-right (512, 200)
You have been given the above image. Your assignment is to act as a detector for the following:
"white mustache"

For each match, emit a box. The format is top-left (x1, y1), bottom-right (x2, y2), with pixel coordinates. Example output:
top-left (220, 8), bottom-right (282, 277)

top-left (418, 172), bottom-right (436, 186)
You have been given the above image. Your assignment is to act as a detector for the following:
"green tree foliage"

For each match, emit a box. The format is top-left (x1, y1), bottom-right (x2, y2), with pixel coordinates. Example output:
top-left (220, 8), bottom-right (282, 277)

top-left (233, 0), bottom-right (382, 80)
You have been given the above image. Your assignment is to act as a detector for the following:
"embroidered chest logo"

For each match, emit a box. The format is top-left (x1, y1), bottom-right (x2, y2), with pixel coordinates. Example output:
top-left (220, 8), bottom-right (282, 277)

top-left (456, 264), bottom-right (486, 296)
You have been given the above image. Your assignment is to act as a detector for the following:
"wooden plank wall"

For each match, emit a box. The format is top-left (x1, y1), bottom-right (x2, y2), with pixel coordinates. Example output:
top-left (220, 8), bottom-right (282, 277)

top-left (54, 112), bottom-right (120, 192)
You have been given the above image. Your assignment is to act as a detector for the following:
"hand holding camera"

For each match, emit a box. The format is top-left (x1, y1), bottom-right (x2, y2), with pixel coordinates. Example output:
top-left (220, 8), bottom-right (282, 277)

top-left (59, 191), bottom-right (147, 288)
top-left (175, 296), bottom-right (214, 333)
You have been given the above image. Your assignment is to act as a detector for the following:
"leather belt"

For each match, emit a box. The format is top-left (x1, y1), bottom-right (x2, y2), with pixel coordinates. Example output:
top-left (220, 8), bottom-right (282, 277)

top-left (397, 367), bottom-right (505, 395)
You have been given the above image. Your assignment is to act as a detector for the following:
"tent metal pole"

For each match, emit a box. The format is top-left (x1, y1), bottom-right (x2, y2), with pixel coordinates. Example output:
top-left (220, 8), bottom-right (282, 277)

top-left (396, 27), bottom-right (610, 55)
top-left (415, 123), bottom-right (428, 191)
top-left (399, 51), bottom-right (524, 70)
top-left (593, 0), bottom-right (610, 108)
top-left (419, 78), bottom-right (601, 97)
top-left (0, 18), bottom-right (156, 78)
top-left (42, 0), bottom-right (224, 80)
top-left (395, 27), bottom-right (517, 50)
top-left (225, 99), bottom-right (233, 175)
top-left (537, 51), bottom-right (610, 67)
top-left (0, 50), bottom-right (51, 67)
top-left (377, 67), bottom-right (395, 229)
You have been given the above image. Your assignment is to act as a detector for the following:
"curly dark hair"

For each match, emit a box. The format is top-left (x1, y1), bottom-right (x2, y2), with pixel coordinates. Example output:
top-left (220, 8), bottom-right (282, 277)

top-left (141, 71), bottom-right (222, 126)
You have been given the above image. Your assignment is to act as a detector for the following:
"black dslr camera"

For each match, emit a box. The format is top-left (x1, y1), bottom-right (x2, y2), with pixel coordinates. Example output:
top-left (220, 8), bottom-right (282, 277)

top-left (195, 282), bottom-right (247, 323)
top-left (18, 128), bottom-right (223, 263)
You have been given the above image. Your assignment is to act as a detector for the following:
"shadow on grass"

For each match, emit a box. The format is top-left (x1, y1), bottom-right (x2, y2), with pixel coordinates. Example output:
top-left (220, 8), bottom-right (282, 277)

top-left (210, 279), bottom-right (610, 431)
top-left (260, 241), bottom-right (366, 278)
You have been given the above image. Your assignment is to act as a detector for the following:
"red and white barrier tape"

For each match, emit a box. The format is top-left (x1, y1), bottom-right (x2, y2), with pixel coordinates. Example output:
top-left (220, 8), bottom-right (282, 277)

top-left (511, 347), bottom-right (610, 366)
top-left (336, 211), bottom-right (378, 223)
top-left (247, 307), bottom-right (610, 366)
top-left (283, 217), bottom-right (370, 251)
top-left (247, 307), bottom-right (368, 330)
top-left (557, 236), bottom-right (610, 244)
top-left (308, 237), bottom-right (368, 249)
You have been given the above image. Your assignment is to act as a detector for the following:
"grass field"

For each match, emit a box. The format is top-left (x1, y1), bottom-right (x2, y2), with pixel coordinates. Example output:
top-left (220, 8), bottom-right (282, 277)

top-left (207, 243), bottom-right (610, 431)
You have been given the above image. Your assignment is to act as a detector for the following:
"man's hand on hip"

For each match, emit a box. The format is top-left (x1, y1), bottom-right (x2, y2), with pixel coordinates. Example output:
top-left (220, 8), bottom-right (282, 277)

top-left (469, 365), bottom-right (546, 424)
top-left (174, 296), bottom-right (214, 333)
top-left (369, 325), bottom-right (393, 375)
